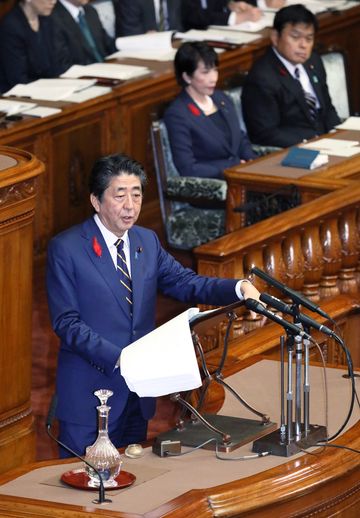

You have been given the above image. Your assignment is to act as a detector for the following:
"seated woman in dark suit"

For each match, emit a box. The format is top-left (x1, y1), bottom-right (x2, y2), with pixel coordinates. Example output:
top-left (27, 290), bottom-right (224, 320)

top-left (164, 42), bottom-right (256, 179)
top-left (0, 0), bottom-right (59, 92)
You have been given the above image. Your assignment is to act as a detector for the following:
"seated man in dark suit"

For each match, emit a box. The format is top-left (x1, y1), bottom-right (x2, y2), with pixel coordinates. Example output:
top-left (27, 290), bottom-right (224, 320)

top-left (118, 0), bottom-right (183, 36)
top-left (51, 0), bottom-right (116, 73)
top-left (241, 4), bottom-right (340, 148)
top-left (182, 0), bottom-right (285, 31)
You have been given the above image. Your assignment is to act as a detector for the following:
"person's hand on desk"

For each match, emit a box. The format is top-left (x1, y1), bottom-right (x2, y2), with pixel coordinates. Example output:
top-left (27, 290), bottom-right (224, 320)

top-left (264, 0), bottom-right (285, 8)
top-left (228, 2), bottom-right (262, 23)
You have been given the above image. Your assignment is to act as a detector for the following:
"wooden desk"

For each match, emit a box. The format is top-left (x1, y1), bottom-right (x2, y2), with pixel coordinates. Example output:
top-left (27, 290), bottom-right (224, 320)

top-left (0, 146), bottom-right (44, 474)
top-left (225, 129), bottom-right (360, 231)
top-left (1, 6), bottom-right (359, 257)
top-left (0, 359), bottom-right (359, 517)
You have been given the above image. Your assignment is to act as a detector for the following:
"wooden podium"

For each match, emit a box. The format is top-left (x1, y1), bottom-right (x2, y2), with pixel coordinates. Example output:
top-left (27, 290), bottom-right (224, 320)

top-left (0, 146), bottom-right (44, 474)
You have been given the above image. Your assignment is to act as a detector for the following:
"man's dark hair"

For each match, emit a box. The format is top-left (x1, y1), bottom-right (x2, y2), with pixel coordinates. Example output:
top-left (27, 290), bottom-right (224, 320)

top-left (89, 153), bottom-right (147, 201)
top-left (174, 41), bottom-right (218, 87)
top-left (273, 4), bottom-right (318, 34)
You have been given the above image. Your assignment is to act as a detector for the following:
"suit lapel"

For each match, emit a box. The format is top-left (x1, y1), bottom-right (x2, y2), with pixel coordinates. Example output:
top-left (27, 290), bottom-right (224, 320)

top-left (216, 93), bottom-right (239, 153)
top-left (59, 4), bottom-right (96, 62)
top-left (305, 59), bottom-right (324, 109)
top-left (271, 51), bottom-right (314, 124)
top-left (181, 91), bottom-right (233, 154)
top-left (81, 219), bottom-right (131, 320)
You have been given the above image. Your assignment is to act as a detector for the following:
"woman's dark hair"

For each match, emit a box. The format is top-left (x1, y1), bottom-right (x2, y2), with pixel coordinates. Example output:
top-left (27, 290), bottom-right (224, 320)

top-left (273, 4), bottom-right (318, 34)
top-left (174, 41), bottom-right (218, 87)
top-left (89, 153), bottom-right (147, 201)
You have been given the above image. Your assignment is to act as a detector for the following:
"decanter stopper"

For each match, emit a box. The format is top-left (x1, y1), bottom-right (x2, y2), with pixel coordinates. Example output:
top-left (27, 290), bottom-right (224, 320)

top-left (84, 389), bottom-right (122, 488)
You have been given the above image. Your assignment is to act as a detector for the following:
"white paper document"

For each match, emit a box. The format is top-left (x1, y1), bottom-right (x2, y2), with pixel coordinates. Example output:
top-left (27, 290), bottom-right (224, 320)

top-left (0, 99), bottom-right (36, 115)
top-left (336, 117), bottom-right (360, 131)
top-left (177, 29), bottom-right (260, 45)
top-left (4, 78), bottom-right (96, 101)
top-left (21, 106), bottom-right (62, 118)
top-left (301, 138), bottom-right (360, 157)
top-left (113, 30), bottom-right (174, 59)
top-left (210, 12), bottom-right (274, 33)
top-left (65, 85), bottom-right (112, 103)
top-left (285, 0), bottom-right (357, 14)
top-left (62, 63), bottom-right (150, 80)
top-left (120, 308), bottom-right (202, 397)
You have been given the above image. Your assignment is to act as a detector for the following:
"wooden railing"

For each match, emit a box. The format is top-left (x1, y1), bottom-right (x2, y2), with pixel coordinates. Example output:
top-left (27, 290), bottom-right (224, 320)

top-left (194, 181), bottom-right (360, 367)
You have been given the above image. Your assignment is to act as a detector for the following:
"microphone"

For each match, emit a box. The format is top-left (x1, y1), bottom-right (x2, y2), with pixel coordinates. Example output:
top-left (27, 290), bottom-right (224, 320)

top-left (250, 266), bottom-right (330, 319)
top-left (46, 394), bottom-right (111, 504)
top-left (260, 292), bottom-right (341, 341)
top-left (244, 298), bottom-right (311, 339)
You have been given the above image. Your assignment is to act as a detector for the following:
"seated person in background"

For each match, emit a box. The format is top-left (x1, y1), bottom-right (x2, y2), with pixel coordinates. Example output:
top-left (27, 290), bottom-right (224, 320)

top-left (241, 4), bottom-right (340, 148)
top-left (182, 1), bottom-right (285, 31)
top-left (51, 0), bottom-right (116, 72)
top-left (118, 0), bottom-right (183, 36)
top-left (164, 42), bottom-right (256, 179)
top-left (182, 0), bottom-right (261, 30)
top-left (90, 0), bottom-right (122, 38)
top-left (0, 0), bottom-right (59, 92)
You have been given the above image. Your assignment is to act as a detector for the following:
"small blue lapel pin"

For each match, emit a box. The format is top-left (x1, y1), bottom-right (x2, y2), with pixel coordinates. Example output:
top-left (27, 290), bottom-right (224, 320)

top-left (135, 247), bottom-right (143, 260)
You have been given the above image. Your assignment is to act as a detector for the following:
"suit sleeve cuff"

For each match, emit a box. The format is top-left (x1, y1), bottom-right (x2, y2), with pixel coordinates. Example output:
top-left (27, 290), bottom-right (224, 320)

top-left (235, 279), bottom-right (252, 300)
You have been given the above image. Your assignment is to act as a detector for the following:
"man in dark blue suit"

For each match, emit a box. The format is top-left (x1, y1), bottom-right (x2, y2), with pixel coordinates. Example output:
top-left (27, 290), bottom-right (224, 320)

top-left (47, 154), bottom-right (261, 457)
top-left (241, 4), bottom-right (340, 148)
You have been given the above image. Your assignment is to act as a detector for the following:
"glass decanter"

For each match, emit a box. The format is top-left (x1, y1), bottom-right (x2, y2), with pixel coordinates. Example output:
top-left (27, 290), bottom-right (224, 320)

top-left (84, 389), bottom-right (122, 488)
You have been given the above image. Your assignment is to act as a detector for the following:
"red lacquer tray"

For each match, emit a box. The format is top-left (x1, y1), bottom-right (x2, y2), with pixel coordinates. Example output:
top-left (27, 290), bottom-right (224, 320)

top-left (61, 468), bottom-right (136, 490)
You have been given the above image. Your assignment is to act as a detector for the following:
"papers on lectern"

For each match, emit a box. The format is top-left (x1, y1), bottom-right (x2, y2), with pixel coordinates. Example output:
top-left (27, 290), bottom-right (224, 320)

top-left (120, 308), bottom-right (202, 397)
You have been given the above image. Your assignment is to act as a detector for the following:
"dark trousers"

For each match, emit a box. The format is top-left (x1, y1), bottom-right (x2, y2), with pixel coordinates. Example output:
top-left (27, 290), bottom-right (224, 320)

top-left (58, 392), bottom-right (148, 458)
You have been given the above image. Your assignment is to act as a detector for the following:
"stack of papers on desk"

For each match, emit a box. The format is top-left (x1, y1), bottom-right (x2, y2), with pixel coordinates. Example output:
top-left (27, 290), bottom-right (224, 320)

top-left (336, 117), bottom-right (360, 131)
top-left (65, 85), bottom-right (112, 103)
top-left (210, 12), bottom-right (274, 32)
top-left (111, 31), bottom-right (176, 61)
top-left (0, 99), bottom-right (36, 115)
top-left (178, 29), bottom-right (260, 45)
top-left (4, 78), bottom-right (96, 101)
top-left (285, 0), bottom-right (358, 14)
top-left (301, 138), bottom-right (360, 157)
top-left (120, 308), bottom-right (202, 397)
top-left (62, 62), bottom-right (150, 80)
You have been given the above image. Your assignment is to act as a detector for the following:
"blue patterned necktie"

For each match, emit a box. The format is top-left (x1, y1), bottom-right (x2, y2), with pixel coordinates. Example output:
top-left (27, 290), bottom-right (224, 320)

top-left (115, 239), bottom-right (132, 314)
top-left (158, 0), bottom-right (166, 31)
top-left (78, 11), bottom-right (103, 62)
top-left (294, 67), bottom-right (317, 121)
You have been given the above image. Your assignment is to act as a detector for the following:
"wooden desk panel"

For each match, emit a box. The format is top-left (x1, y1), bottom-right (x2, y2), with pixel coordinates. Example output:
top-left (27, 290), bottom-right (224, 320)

top-left (225, 129), bottom-right (360, 232)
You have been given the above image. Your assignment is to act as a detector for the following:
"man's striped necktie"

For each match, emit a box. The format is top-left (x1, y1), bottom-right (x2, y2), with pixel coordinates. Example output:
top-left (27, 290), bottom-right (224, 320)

top-left (294, 67), bottom-right (317, 121)
top-left (115, 239), bottom-right (132, 313)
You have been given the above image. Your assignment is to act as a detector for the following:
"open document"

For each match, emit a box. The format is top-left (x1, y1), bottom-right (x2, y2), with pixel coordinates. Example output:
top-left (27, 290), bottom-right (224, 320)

top-left (62, 63), bottom-right (150, 81)
top-left (110, 31), bottom-right (177, 61)
top-left (301, 138), bottom-right (360, 157)
top-left (336, 117), bottom-right (360, 131)
top-left (3, 78), bottom-right (96, 101)
top-left (210, 12), bottom-right (274, 33)
top-left (120, 308), bottom-right (202, 397)
top-left (177, 29), bottom-right (260, 45)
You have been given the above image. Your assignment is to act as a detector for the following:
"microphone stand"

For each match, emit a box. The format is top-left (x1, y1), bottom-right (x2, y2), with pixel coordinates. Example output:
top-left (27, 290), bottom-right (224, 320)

top-left (253, 306), bottom-right (327, 457)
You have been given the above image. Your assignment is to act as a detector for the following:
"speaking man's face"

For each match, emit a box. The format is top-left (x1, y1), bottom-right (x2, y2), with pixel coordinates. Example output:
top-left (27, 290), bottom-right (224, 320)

top-left (90, 174), bottom-right (143, 237)
top-left (271, 23), bottom-right (315, 65)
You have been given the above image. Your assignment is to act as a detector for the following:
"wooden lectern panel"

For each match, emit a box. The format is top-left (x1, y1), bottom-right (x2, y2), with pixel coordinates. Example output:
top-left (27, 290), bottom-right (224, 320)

top-left (0, 146), bottom-right (44, 474)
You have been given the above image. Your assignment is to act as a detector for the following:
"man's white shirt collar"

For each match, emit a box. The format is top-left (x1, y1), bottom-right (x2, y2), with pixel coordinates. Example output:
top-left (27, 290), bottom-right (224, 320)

top-left (93, 214), bottom-right (131, 272)
top-left (59, 0), bottom-right (83, 20)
